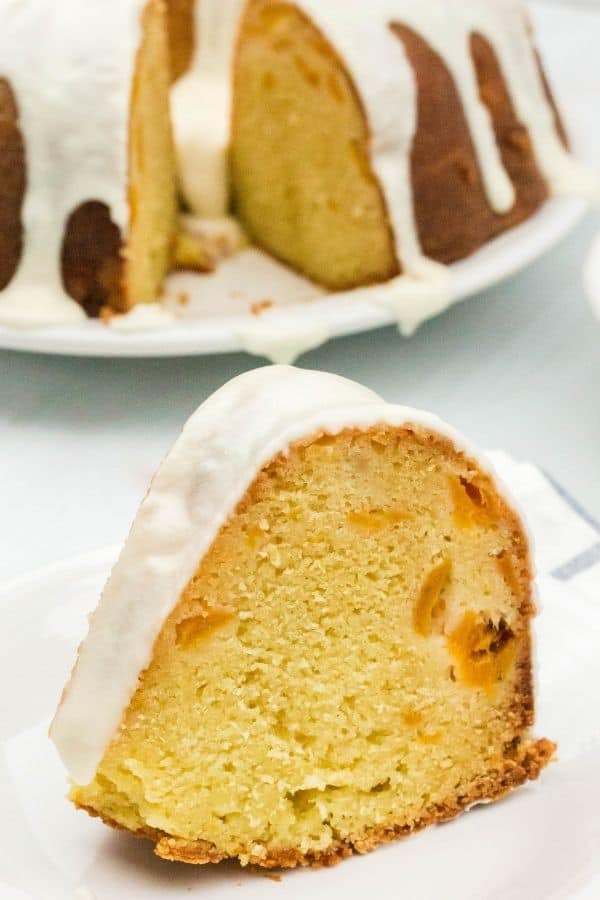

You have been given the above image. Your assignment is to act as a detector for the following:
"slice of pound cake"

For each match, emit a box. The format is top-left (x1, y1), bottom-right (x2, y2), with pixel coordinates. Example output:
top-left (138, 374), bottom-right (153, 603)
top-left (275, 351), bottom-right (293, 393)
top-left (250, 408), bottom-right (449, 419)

top-left (51, 366), bottom-right (555, 868)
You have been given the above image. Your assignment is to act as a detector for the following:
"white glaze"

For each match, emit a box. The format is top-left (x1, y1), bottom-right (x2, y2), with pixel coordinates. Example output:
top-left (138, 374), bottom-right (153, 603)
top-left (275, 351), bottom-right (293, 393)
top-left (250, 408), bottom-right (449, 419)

top-left (0, 0), bottom-right (146, 327)
top-left (108, 304), bottom-right (177, 333)
top-left (50, 365), bottom-right (525, 786)
top-left (237, 318), bottom-right (330, 363)
top-left (358, 267), bottom-right (453, 338)
top-left (171, 0), bottom-right (246, 216)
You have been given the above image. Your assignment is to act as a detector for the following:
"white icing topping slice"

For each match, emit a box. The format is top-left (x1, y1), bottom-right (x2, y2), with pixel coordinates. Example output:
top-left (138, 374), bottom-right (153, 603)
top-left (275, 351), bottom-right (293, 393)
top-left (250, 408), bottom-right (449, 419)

top-left (50, 365), bottom-right (523, 785)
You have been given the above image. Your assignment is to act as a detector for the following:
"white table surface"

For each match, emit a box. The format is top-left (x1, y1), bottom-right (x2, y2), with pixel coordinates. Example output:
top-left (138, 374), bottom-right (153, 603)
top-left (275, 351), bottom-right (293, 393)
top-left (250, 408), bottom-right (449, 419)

top-left (1, 1), bottom-right (599, 584)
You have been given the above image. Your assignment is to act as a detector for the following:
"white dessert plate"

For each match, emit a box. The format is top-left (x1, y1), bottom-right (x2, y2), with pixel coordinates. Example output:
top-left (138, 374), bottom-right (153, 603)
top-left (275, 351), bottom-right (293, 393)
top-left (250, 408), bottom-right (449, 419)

top-left (0, 2), bottom-right (595, 360)
top-left (1, 546), bottom-right (599, 900)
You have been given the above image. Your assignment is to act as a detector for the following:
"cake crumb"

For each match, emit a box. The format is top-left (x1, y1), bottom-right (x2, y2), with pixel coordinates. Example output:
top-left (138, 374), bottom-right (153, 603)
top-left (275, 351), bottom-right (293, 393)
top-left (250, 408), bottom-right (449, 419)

top-left (99, 305), bottom-right (115, 324)
top-left (177, 291), bottom-right (190, 307)
top-left (250, 300), bottom-right (274, 316)
top-left (265, 873), bottom-right (282, 882)
top-left (171, 231), bottom-right (216, 273)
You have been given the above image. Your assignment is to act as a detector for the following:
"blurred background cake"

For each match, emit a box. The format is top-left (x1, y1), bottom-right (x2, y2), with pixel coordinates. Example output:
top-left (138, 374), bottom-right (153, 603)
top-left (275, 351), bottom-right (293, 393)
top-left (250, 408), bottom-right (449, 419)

top-left (0, 0), bottom-right (587, 325)
top-left (51, 366), bottom-right (554, 868)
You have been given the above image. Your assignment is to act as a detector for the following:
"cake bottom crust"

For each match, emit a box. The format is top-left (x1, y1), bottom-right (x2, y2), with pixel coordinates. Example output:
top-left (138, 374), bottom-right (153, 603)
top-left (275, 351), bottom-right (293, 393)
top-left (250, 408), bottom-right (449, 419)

top-left (75, 737), bottom-right (555, 870)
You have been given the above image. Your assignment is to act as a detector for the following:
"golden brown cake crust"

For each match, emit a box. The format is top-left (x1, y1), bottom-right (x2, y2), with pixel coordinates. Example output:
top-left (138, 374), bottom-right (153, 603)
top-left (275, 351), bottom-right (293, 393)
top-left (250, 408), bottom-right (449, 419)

top-left (75, 738), bottom-right (555, 869)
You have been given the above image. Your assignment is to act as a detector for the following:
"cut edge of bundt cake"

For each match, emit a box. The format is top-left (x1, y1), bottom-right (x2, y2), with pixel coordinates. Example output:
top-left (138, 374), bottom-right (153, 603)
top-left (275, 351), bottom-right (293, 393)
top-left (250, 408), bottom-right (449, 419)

top-left (121, 0), bottom-right (179, 314)
top-left (51, 366), bottom-right (556, 870)
top-left (231, 0), bottom-right (401, 291)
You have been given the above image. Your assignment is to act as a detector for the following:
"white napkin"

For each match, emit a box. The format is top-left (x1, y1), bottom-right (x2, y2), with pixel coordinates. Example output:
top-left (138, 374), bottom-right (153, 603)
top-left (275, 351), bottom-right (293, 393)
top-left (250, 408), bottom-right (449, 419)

top-left (489, 450), bottom-right (600, 604)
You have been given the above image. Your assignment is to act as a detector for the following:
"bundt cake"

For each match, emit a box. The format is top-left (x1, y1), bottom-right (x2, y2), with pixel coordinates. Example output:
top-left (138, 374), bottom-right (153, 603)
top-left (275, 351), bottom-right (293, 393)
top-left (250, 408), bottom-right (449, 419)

top-left (0, 0), bottom-right (177, 324)
top-left (51, 366), bottom-right (555, 868)
top-left (0, 0), bottom-right (591, 328)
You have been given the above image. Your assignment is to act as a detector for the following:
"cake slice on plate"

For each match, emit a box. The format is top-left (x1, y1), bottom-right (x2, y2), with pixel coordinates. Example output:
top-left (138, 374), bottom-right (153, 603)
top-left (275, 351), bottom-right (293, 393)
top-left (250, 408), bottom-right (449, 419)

top-left (51, 366), bottom-right (554, 868)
